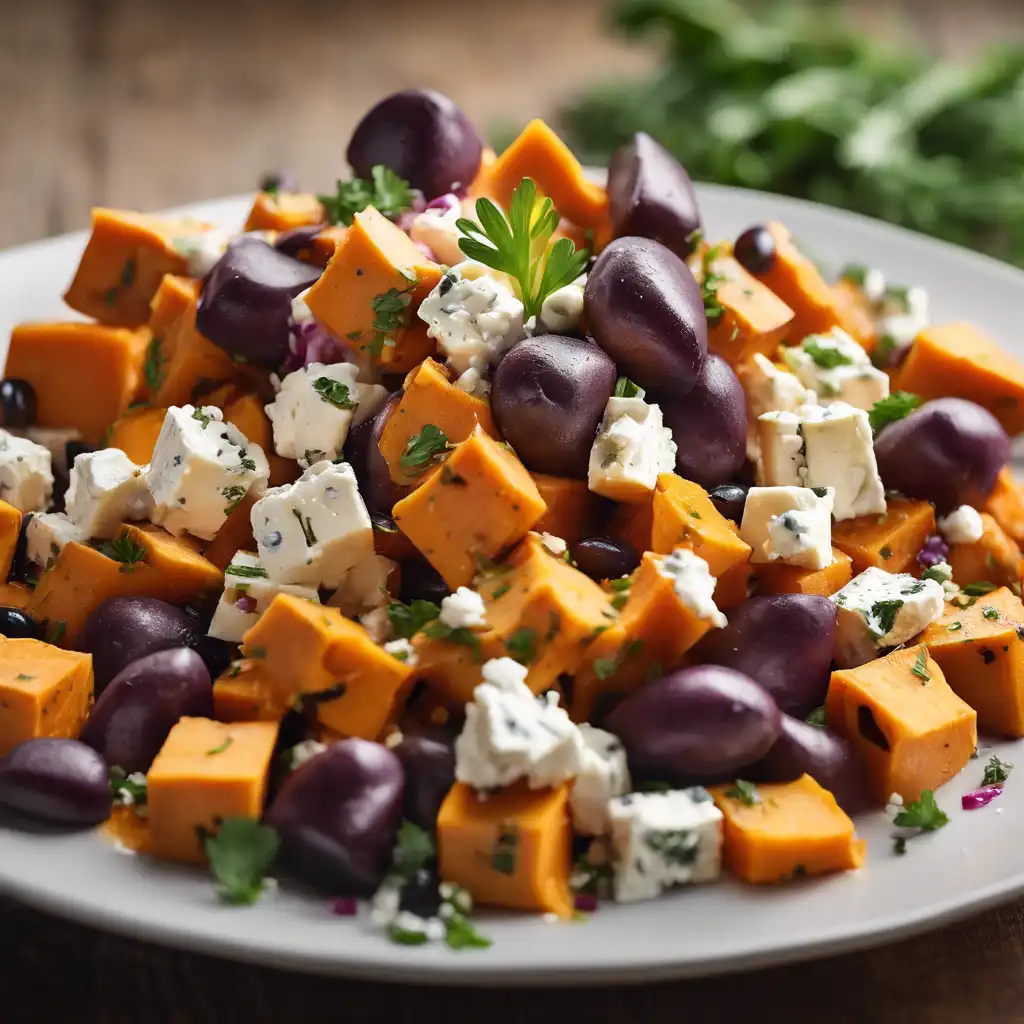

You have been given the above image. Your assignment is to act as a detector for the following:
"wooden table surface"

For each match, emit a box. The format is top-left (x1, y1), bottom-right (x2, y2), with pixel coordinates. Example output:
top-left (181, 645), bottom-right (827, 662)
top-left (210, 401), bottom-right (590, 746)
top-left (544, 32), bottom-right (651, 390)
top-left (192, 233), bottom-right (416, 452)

top-left (5, 0), bottom-right (1024, 1021)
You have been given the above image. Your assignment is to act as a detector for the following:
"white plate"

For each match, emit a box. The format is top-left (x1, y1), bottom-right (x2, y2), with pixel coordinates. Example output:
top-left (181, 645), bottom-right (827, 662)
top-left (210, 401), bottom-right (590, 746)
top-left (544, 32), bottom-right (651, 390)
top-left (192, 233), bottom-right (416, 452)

top-left (2, 185), bottom-right (1024, 986)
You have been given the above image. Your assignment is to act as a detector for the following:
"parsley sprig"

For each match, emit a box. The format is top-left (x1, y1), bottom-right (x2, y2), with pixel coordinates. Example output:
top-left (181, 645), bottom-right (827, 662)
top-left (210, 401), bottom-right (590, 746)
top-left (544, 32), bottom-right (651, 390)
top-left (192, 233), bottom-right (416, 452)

top-left (892, 789), bottom-right (949, 854)
top-left (400, 425), bottom-right (453, 475)
top-left (387, 598), bottom-right (441, 639)
top-left (869, 391), bottom-right (921, 435)
top-left (318, 165), bottom-right (415, 227)
top-left (311, 376), bottom-right (357, 410)
top-left (982, 754), bottom-right (1013, 787)
top-left (202, 817), bottom-right (280, 906)
top-left (96, 533), bottom-right (147, 573)
top-left (803, 338), bottom-right (854, 369)
top-left (365, 283), bottom-right (416, 358)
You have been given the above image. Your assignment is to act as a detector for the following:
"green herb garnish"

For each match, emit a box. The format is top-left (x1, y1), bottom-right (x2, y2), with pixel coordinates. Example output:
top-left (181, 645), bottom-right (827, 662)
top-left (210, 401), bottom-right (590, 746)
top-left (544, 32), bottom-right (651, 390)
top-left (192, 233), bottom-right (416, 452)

top-left (318, 165), bottom-right (415, 227)
top-left (421, 620), bottom-right (482, 660)
top-left (613, 376), bottom-right (643, 398)
top-left (724, 780), bottom-right (760, 806)
top-left (387, 599), bottom-right (441, 639)
top-left (803, 337), bottom-right (853, 369)
top-left (96, 533), bottom-right (147, 573)
top-left (699, 245), bottom-right (726, 326)
top-left (982, 754), bottom-right (1013, 787)
top-left (982, 606), bottom-right (1000, 621)
top-left (911, 648), bottom-right (931, 681)
top-left (505, 627), bottom-right (538, 666)
top-left (109, 767), bottom-right (147, 806)
top-left (868, 599), bottom-right (903, 637)
top-left (226, 562), bottom-right (268, 580)
top-left (366, 283), bottom-right (416, 358)
top-left (806, 706), bottom-right (827, 727)
top-left (206, 737), bottom-right (234, 756)
top-left (400, 424), bottom-right (453, 474)
top-left (893, 789), bottom-right (949, 832)
top-left (222, 485), bottom-right (246, 516)
top-left (144, 336), bottom-right (167, 393)
top-left (311, 376), bottom-right (357, 411)
top-left (202, 817), bottom-right (280, 906)
top-left (963, 581), bottom-right (998, 596)
top-left (869, 391), bottom-right (921, 435)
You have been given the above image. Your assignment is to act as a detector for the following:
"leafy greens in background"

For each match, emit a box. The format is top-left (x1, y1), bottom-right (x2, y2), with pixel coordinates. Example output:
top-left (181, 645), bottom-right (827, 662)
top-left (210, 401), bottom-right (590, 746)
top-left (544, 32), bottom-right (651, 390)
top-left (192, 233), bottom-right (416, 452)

top-left (556, 0), bottom-right (1024, 266)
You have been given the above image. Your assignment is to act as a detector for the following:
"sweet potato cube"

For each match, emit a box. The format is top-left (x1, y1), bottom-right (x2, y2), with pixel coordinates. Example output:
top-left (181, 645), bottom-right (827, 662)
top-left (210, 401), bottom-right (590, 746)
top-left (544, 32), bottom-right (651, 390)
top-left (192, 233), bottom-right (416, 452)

top-left (826, 644), bottom-right (977, 803)
top-left (0, 583), bottom-right (32, 611)
top-left (5, 323), bottom-right (150, 445)
top-left (0, 637), bottom-right (94, 757)
top-left (529, 474), bottom-right (599, 547)
top-left (896, 322), bottom-right (1024, 435)
top-left (710, 774), bottom-right (865, 884)
top-left (243, 191), bottom-right (324, 233)
top-left (106, 405), bottom-right (169, 464)
top-left (831, 277), bottom-right (878, 351)
top-left (303, 207), bottom-right (441, 358)
top-left (409, 631), bottom-right (502, 710)
top-left (378, 359), bottom-right (498, 484)
top-left (392, 427), bottom-right (547, 589)
top-left (947, 513), bottom-right (1024, 589)
top-left (213, 661), bottom-right (278, 723)
top-left (754, 546), bottom-right (853, 597)
top-left (378, 318), bottom-right (438, 375)
top-left (0, 500), bottom-right (22, 580)
top-left (124, 523), bottom-right (224, 597)
top-left (831, 499), bottom-right (935, 576)
top-left (147, 717), bottom-right (278, 863)
top-left (984, 469), bottom-right (1024, 548)
top-left (437, 780), bottom-right (574, 918)
top-left (919, 587), bottom-right (1024, 737)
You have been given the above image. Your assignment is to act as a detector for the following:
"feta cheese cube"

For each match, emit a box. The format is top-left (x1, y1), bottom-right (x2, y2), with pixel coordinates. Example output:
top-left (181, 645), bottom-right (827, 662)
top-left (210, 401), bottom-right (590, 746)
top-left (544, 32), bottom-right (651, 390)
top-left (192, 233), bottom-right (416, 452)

top-left (830, 566), bottom-right (945, 667)
top-left (408, 196), bottom-right (464, 266)
top-left (10, 426), bottom-right (84, 476)
top-left (265, 362), bottom-right (386, 468)
top-left (608, 789), bottom-right (723, 903)
top-left (207, 550), bottom-right (320, 643)
top-left (539, 280), bottom-right (585, 334)
top-left (736, 354), bottom-right (816, 461)
top-left (147, 405), bottom-right (270, 540)
top-left (454, 657), bottom-right (586, 790)
top-left (0, 429), bottom-right (53, 512)
top-left (937, 505), bottom-right (984, 545)
top-left (782, 328), bottom-right (889, 411)
top-left (250, 459), bottom-right (373, 587)
top-left (65, 448), bottom-right (153, 539)
top-left (740, 485), bottom-right (835, 570)
top-left (654, 548), bottom-right (727, 628)
top-left (755, 410), bottom-right (806, 488)
top-left (25, 512), bottom-right (87, 570)
top-left (877, 285), bottom-right (929, 349)
top-left (588, 396), bottom-right (677, 502)
top-left (438, 587), bottom-right (487, 629)
top-left (570, 724), bottom-right (631, 837)
top-left (329, 553), bottom-right (398, 617)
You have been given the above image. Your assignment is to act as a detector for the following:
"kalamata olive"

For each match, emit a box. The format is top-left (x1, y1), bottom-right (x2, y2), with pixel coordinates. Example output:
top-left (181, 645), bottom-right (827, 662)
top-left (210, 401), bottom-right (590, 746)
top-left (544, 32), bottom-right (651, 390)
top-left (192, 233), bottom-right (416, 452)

top-left (80, 648), bottom-right (212, 774)
top-left (399, 867), bottom-right (443, 918)
top-left (606, 132), bottom-right (702, 258)
top-left (0, 607), bottom-right (43, 640)
top-left (259, 170), bottom-right (298, 193)
top-left (691, 595), bottom-right (837, 716)
top-left (584, 237), bottom-right (707, 396)
top-left (265, 738), bottom-right (405, 894)
top-left (661, 353), bottom-right (747, 489)
top-left (178, 603), bottom-right (234, 680)
top-left (195, 236), bottom-right (320, 367)
top-left (347, 392), bottom-right (409, 515)
top-left (748, 714), bottom-right (872, 816)
top-left (0, 738), bottom-right (111, 826)
top-left (491, 334), bottom-right (616, 478)
top-left (399, 556), bottom-right (450, 605)
top-left (0, 378), bottom-right (37, 428)
top-left (570, 536), bottom-right (640, 582)
top-left (347, 88), bottom-right (484, 200)
top-left (605, 665), bottom-right (782, 781)
top-left (393, 728), bottom-right (455, 832)
top-left (733, 226), bottom-right (777, 276)
top-left (873, 398), bottom-right (1010, 513)
top-left (273, 223), bottom-right (326, 260)
top-left (77, 597), bottom-right (208, 695)
top-left (708, 483), bottom-right (748, 523)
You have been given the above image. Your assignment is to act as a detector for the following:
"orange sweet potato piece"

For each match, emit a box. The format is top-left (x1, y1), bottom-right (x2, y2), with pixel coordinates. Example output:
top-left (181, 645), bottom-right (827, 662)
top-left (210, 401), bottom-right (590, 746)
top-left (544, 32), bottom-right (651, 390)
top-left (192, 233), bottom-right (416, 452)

top-left (378, 318), bottom-right (438, 376)
top-left (831, 499), bottom-right (935, 576)
top-left (831, 278), bottom-right (878, 351)
top-left (437, 780), bottom-right (575, 918)
top-left (5, 323), bottom-right (150, 445)
top-left (243, 191), bottom-right (324, 233)
top-left (147, 717), bottom-right (278, 863)
top-left (947, 513), bottom-right (1024, 590)
top-left (410, 632), bottom-right (502, 710)
top-left (529, 473), bottom-right (600, 547)
top-left (0, 500), bottom-right (22, 580)
top-left (826, 644), bottom-right (977, 803)
top-left (710, 774), bottom-right (865, 884)
top-left (754, 546), bottom-right (853, 597)
top-left (895, 323), bottom-right (1024, 435)
top-left (198, 492), bottom-right (258, 572)
top-left (985, 469), bottom-right (1024, 548)
top-left (0, 637), bottom-right (94, 758)
top-left (0, 583), bottom-right (32, 611)
top-left (212, 661), bottom-right (278, 723)
top-left (223, 392), bottom-right (299, 488)
top-left (106, 405), bottom-right (169, 464)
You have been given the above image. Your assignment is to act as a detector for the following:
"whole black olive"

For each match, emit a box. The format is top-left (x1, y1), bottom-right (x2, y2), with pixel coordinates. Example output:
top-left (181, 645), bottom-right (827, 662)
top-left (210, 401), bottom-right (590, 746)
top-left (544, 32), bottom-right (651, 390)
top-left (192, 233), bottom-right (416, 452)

top-left (734, 226), bottom-right (777, 276)
top-left (0, 379), bottom-right (37, 428)
top-left (0, 607), bottom-right (43, 640)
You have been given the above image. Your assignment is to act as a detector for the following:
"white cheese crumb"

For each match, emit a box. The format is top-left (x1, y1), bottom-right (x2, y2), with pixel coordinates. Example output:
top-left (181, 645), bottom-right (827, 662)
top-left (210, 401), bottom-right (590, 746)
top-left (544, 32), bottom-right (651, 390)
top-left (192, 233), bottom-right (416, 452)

top-left (438, 587), bottom-right (487, 629)
top-left (655, 548), bottom-right (727, 628)
top-left (383, 638), bottom-right (418, 668)
top-left (937, 505), bottom-right (984, 546)
top-left (0, 429), bottom-right (53, 513)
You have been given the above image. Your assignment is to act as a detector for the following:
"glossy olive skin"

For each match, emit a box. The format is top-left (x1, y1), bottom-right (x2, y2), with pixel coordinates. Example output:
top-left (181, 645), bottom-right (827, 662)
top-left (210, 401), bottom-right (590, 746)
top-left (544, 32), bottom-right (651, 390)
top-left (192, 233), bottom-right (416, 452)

top-left (661, 353), bottom-right (747, 489)
top-left (0, 607), bottom-right (43, 640)
top-left (77, 597), bottom-right (208, 696)
top-left (691, 595), bottom-right (837, 716)
top-left (708, 483), bottom-right (748, 523)
top-left (606, 132), bottom-right (702, 259)
top-left (585, 237), bottom-right (707, 396)
top-left (733, 226), bottom-right (777, 275)
top-left (393, 728), bottom-right (455, 832)
top-left (874, 398), bottom-right (1010, 513)
top-left (273, 223), bottom-right (326, 260)
top-left (266, 738), bottom-right (405, 894)
top-left (399, 556), bottom-right (451, 605)
top-left (196, 236), bottom-right (320, 367)
top-left (749, 714), bottom-right (871, 815)
top-left (346, 391), bottom-right (409, 515)
top-left (80, 648), bottom-right (212, 774)
top-left (347, 88), bottom-right (484, 200)
top-left (605, 665), bottom-right (782, 781)
top-left (491, 334), bottom-right (616, 478)
top-left (0, 378), bottom-right (37, 428)
top-left (0, 739), bottom-right (111, 826)
top-left (570, 536), bottom-right (640, 582)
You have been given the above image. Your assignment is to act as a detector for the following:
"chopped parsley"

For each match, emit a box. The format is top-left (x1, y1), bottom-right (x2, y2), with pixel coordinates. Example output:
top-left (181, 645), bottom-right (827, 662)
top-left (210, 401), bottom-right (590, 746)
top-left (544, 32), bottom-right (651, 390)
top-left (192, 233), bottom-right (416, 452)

top-left (868, 599), bottom-right (903, 637)
top-left (982, 754), bottom-right (1013, 787)
top-left (206, 737), bottom-right (234, 756)
top-left (505, 627), bottom-right (538, 666)
top-left (421, 620), bottom-right (482, 661)
top-left (806, 706), bottom-right (827, 727)
top-left (613, 376), bottom-right (643, 398)
top-left (292, 509), bottom-right (318, 547)
top-left (367, 283), bottom-right (416, 358)
top-left (803, 337), bottom-right (853, 369)
top-left (868, 391), bottom-right (921, 435)
top-left (839, 263), bottom-right (869, 288)
top-left (491, 826), bottom-right (518, 875)
top-left (201, 817), bottom-right (280, 906)
top-left (226, 562), bottom-right (268, 580)
top-left (645, 830), bottom-right (699, 867)
top-left (947, 621), bottom-right (963, 632)
top-left (910, 649), bottom-right (930, 681)
top-left (143, 336), bottom-right (167, 393)
top-left (892, 789), bottom-right (949, 832)
top-left (400, 424), bottom-right (453, 474)
top-left (311, 376), bottom-right (357, 411)
top-left (699, 245), bottom-right (726, 326)
top-left (222, 484), bottom-right (246, 516)
top-left (318, 165), bottom-right (415, 226)
top-left (96, 533), bottom-right (147, 573)
top-left (963, 581), bottom-right (997, 596)
top-left (109, 767), bottom-right (147, 806)
top-left (387, 599), bottom-right (441, 639)
top-left (982, 606), bottom-right (1001, 621)
top-left (192, 407), bottom-right (213, 429)
top-left (724, 779), bottom-right (760, 806)
top-left (14, 673), bottom-right (34, 681)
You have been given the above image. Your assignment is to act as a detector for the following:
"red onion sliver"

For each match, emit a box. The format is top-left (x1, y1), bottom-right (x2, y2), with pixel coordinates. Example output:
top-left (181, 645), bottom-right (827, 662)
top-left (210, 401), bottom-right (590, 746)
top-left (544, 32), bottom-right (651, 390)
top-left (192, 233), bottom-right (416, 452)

top-left (962, 785), bottom-right (1003, 810)
top-left (574, 893), bottom-right (598, 913)
top-left (235, 594), bottom-right (257, 614)
top-left (331, 897), bottom-right (358, 916)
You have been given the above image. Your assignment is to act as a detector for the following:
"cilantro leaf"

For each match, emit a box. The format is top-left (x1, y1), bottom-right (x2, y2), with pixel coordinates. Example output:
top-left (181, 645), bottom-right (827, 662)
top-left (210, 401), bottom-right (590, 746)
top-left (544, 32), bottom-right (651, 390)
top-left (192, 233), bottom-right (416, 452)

top-left (387, 599), bottom-right (441, 639)
top-left (869, 391), bottom-right (921, 435)
top-left (400, 424), bottom-right (453, 474)
top-left (318, 165), bottom-right (415, 226)
top-left (724, 780), bottom-right (760, 806)
top-left (202, 817), bottom-right (280, 906)
top-left (982, 754), bottom-right (1013, 787)
top-left (311, 376), bottom-right (357, 410)
top-left (892, 789), bottom-right (949, 832)
top-left (803, 337), bottom-right (854, 369)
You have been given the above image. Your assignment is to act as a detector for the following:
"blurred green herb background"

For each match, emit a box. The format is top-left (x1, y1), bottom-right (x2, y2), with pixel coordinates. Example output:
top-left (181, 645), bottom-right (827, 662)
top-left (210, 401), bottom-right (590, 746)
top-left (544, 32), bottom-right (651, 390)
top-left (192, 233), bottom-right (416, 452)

top-left (556, 0), bottom-right (1024, 265)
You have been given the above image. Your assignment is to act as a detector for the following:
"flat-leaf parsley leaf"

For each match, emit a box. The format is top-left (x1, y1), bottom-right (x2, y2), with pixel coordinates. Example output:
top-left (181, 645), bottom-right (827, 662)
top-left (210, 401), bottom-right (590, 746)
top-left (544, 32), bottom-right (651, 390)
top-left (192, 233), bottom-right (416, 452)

top-left (869, 391), bottom-right (921, 435)
top-left (318, 165), bottom-right (415, 227)
top-left (202, 817), bottom-right (280, 906)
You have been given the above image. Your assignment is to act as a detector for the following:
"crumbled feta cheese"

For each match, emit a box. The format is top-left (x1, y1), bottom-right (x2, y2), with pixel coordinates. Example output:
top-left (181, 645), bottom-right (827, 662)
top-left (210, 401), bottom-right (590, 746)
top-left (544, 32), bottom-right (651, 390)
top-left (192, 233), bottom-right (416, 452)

top-left (654, 549), bottom-right (727, 628)
top-left (250, 459), bottom-right (373, 587)
top-left (740, 485), bottom-right (835, 570)
top-left (439, 586), bottom-right (487, 629)
top-left (937, 505), bottom-right (984, 545)
top-left (329, 554), bottom-right (397, 617)
top-left (830, 566), bottom-right (945, 667)
top-left (0, 429), bottom-right (53, 512)
top-left (570, 725), bottom-right (631, 836)
top-left (147, 405), bottom-right (269, 540)
top-left (540, 532), bottom-right (568, 557)
top-left (588, 396), bottom-right (677, 502)
top-left (25, 512), bottom-right (86, 570)
top-left (207, 549), bottom-right (321, 643)
top-left (782, 327), bottom-right (889, 411)
top-left (265, 362), bottom-right (386, 468)
top-left (290, 287), bottom-right (314, 326)
top-left (409, 198), bottom-right (464, 265)
top-left (11, 426), bottom-right (83, 476)
top-left (877, 285), bottom-right (929, 348)
top-left (885, 792), bottom-right (905, 820)
top-left (608, 789), bottom-right (723, 903)
top-left (65, 448), bottom-right (153, 539)
top-left (539, 280), bottom-right (586, 334)
top-left (736, 354), bottom-right (817, 461)
top-left (922, 560), bottom-right (959, 599)
top-left (383, 638), bottom-right (418, 667)
top-left (453, 366), bottom-right (490, 398)
top-left (454, 657), bottom-right (586, 790)
top-left (171, 227), bottom-right (230, 277)
top-left (289, 739), bottom-right (327, 770)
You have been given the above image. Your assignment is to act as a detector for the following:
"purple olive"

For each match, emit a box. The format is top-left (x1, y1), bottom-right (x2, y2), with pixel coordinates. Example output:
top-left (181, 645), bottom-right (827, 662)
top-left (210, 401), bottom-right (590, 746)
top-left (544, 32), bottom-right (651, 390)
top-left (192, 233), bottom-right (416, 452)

top-left (80, 648), bottom-right (212, 774)
top-left (347, 89), bottom-right (484, 199)
top-left (733, 226), bottom-right (777, 276)
top-left (708, 483), bottom-right (748, 523)
top-left (606, 132), bottom-right (702, 258)
top-left (874, 398), bottom-right (1010, 513)
top-left (196, 236), bottom-right (320, 367)
top-left (346, 391), bottom-right (409, 515)
top-left (570, 536), bottom-right (639, 582)
top-left (748, 714), bottom-right (872, 816)
top-left (393, 728), bottom-right (455, 832)
top-left (491, 334), bottom-right (616, 478)
top-left (691, 595), bottom-right (837, 716)
top-left (585, 237), bottom-right (707, 396)
top-left (605, 665), bottom-right (782, 781)
top-left (0, 739), bottom-right (111, 826)
top-left (0, 378), bottom-right (37, 428)
top-left (660, 353), bottom-right (747, 488)
top-left (399, 556), bottom-right (451, 605)
top-left (265, 738), bottom-right (405, 894)
top-left (273, 223), bottom-right (327, 260)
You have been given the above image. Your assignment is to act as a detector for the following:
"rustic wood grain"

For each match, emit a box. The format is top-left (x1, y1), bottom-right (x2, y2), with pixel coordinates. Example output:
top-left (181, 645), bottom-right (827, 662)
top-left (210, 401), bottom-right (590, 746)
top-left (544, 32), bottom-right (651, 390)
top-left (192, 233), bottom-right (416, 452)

top-left (4, 0), bottom-right (1024, 1020)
